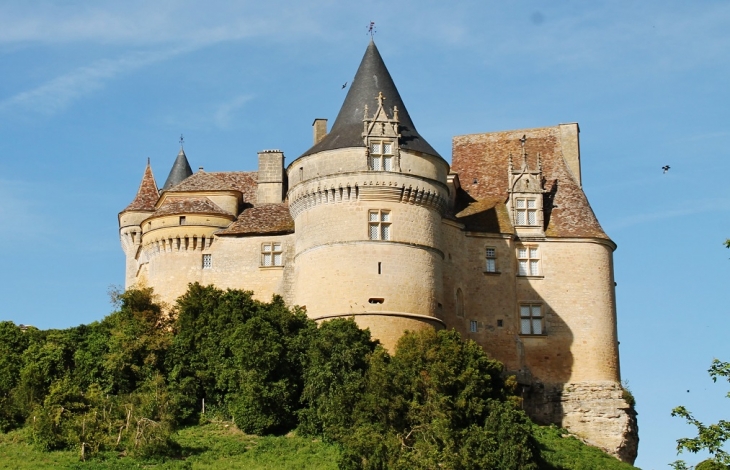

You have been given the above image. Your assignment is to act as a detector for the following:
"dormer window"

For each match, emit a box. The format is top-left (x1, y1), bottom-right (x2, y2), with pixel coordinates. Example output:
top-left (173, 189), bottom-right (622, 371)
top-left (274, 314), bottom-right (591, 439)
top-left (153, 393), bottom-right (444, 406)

top-left (515, 198), bottom-right (538, 226)
top-left (369, 141), bottom-right (393, 171)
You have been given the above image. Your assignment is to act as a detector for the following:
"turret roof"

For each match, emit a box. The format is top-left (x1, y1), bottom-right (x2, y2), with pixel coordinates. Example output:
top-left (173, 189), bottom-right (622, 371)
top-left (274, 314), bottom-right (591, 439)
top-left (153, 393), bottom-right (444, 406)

top-left (121, 162), bottom-right (159, 213)
top-left (300, 41), bottom-right (440, 159)
top-left (162, 148), bottom-right (193, 191)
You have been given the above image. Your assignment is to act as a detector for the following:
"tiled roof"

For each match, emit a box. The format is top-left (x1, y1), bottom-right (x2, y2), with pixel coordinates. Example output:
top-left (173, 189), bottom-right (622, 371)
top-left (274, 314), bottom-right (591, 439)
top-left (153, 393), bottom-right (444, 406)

top-left (217, 204), bottom-right (294, 236)
top-left (453, 193), bottom-right (514, 234)
top-left (122, 163), bottom-right (159, 212)
top-left (452, 126), bottom-right (609, 240)
top-left (150, 197), bottom-right (234, 219)
top-left (167, 171), bottom-right (258, 204)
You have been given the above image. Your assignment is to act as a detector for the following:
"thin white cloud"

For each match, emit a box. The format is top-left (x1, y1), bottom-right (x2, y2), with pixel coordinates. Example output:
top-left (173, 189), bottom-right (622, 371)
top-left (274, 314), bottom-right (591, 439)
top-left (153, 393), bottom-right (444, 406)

top-left (0, 48), bottom-right (190, 116)
top-left (157, 93), bottom-right (255, 131)
top-left (0, 1), bottom-right (318, 46)
top-left (214, 95), bottom-right (254, 129)
top-left (608, 198), bottom-right (730, 231)
top-left (0, 1), bottom-right (325, 117)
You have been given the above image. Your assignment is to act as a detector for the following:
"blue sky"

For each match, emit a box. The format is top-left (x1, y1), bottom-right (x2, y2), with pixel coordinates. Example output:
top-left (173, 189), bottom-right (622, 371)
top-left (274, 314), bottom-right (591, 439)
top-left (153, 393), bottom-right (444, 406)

top-left (0, 1), bottom-right (728, 468)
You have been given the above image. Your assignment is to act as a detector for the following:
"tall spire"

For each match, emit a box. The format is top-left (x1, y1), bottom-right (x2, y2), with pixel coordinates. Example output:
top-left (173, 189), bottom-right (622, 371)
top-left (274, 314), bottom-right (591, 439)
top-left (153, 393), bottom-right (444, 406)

top-left (162, 147), bottom-right (193, 191)
top-left (300, 41), bottom-right (440, 158)
top-left (122, 161), bottom-right (159, 212)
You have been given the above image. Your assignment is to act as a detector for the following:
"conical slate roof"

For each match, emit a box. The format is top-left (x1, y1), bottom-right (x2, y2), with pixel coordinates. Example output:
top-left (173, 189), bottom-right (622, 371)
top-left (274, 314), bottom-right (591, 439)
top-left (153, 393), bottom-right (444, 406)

top-left (162, 148), bottom-right (193, 191)
top-left (300, 41), bottom-right (440, 159)
top-left (121, 162), bottom-right (159, 212)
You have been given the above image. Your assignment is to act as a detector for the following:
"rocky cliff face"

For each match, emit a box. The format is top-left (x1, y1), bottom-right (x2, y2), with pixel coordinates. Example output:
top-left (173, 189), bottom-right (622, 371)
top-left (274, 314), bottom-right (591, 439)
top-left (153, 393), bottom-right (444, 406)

top-left (522, 381), bottom-right (639, 463)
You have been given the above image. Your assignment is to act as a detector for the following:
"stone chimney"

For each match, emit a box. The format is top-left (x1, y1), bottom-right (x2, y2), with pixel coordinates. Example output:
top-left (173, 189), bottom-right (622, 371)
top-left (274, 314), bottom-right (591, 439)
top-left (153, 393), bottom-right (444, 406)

top-left (313, 119), bottom-right (328, 144)
top-left (256, 150), bottom-right (285, 204)
top-left (559, 123), bottom-right (581, 187)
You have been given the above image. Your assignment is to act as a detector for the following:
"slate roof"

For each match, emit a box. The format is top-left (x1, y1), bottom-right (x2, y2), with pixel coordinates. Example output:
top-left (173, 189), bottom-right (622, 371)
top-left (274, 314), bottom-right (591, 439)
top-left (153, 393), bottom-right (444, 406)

top-left (150, 197), bottom-right (234, 219)
top-left (451, 126), bottom-right (610, 240)
top-left (167, 171), bottom-right (258, 204)
top-left (162, 148), bottom-right (194, 191)
top-left (299, 40), bottom-right (441, 159)
top-left (217, 204), bottom-right (294, 236)
top-left (122, 163), bottom-right (159, 213)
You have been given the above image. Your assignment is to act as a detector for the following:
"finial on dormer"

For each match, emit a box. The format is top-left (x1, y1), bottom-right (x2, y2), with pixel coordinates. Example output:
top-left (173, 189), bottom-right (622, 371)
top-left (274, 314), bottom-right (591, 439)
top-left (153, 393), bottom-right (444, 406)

top-left (520, 135), bottom-right (528, 170)
top-left (508, 152), bottom-right (514, 173)
top-left (363, 104), bottom-right (369, 120)
top-left (367, 21), bottom-right (376, 38)
top-left (393, 105), bottom-right (399, 122)
top-left (377, 91), bottom-right (385, 107)
top-left (537, 152), bottom-right (543, 172)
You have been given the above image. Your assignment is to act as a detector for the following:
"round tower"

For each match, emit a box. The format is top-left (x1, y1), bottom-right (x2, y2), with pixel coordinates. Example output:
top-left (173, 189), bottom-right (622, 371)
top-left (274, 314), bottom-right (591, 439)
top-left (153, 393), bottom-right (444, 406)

top-left (288, 41), bottom-right (450, 350)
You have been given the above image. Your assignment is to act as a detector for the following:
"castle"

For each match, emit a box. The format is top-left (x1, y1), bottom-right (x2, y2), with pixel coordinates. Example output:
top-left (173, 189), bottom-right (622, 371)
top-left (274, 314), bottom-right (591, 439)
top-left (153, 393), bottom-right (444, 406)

top-left (119, 41), bottom-right (637, 462)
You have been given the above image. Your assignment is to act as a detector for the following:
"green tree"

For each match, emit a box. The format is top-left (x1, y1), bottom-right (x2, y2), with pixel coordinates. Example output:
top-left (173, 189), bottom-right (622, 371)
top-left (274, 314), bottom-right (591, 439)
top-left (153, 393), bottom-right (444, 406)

top-left (671, 359), bottom-right (730, 469)
top-left (298, 318), bottom-right (378, 438)
top-left (0, 322), bottom-right (32, 431)
top-left (334, 328), bottom-right (537, 470)
top-left (166, 283), bottom-right (315, 433)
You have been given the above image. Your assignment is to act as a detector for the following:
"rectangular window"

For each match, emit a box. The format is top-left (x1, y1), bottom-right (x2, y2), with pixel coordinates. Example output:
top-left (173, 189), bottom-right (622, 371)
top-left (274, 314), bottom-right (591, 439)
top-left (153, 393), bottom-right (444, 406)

top-left (368, 140), bottom-right (394, 171)
top-left (515, 198), bottom-right (538, 226)
top-left (485, 247), bottom-right (497, 272)
top-left (517, 245), bottom-right (540, 276)
top-left (368, 210), bottom-right (391, 240)
top-left (469, 320), bottom-right (478, 333)
top-left (179, 216), bottom-right (186, 225)
top-left (520, 304), bottom-right (544, 335)
top-left (202, 254), bottom-right (212, 269)
top-left (261, 243), bottom-right (283, 267)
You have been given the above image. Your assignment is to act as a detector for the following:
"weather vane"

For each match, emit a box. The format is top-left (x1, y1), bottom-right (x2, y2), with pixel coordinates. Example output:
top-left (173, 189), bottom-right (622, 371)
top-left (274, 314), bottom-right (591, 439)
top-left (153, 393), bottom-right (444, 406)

top-left (367, 21), bottom-right (376, 38)
top-left (179, 134), bottom-right (184, 149)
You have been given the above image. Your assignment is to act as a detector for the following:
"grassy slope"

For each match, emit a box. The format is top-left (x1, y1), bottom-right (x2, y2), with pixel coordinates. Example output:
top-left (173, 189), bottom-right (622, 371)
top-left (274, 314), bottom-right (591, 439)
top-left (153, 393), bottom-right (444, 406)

top-left (0, 423), bottom-right (638, 469)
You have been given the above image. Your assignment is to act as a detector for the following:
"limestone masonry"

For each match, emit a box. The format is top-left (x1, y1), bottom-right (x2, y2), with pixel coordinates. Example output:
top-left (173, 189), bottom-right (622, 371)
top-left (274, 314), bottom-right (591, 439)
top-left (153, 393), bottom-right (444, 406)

top-left (119, 41), bottom-right (638, 462)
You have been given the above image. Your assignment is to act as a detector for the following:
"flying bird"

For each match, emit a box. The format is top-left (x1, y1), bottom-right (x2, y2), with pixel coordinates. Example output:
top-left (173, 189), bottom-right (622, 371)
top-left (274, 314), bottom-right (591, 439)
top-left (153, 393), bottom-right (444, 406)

top-left (342, 81), bottom-right (347, 89)
top-left (662, 165), bottom-right (670, 174)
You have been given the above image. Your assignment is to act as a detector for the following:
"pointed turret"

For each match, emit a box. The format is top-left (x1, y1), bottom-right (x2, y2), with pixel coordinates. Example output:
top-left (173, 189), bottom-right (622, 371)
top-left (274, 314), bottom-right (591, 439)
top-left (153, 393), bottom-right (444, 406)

top-left (300, 40), bottom-right (440, 158)
top-left (162, 148), bottom-right (193, 191)
top-left (121, 161), bottom-right (159, 213)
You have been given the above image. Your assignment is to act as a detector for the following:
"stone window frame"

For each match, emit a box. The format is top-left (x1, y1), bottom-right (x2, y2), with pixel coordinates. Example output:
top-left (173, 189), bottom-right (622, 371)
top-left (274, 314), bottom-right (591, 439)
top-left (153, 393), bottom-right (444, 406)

top-left (516, 244), bottom-right (541, 277)
top-left (485, 246), bottom-right (498, 273)
top-left (368, 140), bottom-right (394, 171)
top-left (469, 320), bottom-right (478, 333)
top-left (514, 197), bottom-right (539, 226)
top-left (519, 303), bottom-right (545, 336)
top-left (261, 242), bottom-right (283, 267)
top-left (368, 210), bottom-right (391, 241)
top-left (202, 254), bottom-right (212, 269)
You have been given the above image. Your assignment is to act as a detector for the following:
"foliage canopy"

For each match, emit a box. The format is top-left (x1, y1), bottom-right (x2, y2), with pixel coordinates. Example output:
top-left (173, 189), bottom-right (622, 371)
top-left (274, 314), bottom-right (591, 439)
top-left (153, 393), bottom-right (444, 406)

top-left (0, 283), bottom-right (633, 468)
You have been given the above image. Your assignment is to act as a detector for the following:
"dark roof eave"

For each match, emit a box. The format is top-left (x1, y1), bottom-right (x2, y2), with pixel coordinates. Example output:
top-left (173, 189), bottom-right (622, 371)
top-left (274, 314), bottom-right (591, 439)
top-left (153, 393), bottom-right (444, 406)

top-left (216, 229), bottom-right (295, 237)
